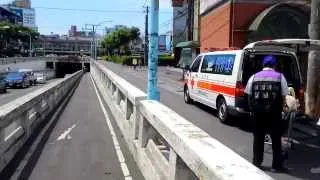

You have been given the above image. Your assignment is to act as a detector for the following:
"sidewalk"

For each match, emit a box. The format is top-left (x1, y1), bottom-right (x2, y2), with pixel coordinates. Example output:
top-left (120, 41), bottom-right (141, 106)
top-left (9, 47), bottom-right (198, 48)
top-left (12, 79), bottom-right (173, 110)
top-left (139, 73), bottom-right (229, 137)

top-left (99, 61), bottom-right (320, 180)
top-left (28, 73), bottom-right (142, 180)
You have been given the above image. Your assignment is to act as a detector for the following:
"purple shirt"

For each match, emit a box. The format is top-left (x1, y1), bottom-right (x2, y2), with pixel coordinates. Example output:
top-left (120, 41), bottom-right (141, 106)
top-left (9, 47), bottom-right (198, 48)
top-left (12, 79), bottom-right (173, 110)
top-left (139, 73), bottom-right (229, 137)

top-left (245, 68), bottom-right (289, 96)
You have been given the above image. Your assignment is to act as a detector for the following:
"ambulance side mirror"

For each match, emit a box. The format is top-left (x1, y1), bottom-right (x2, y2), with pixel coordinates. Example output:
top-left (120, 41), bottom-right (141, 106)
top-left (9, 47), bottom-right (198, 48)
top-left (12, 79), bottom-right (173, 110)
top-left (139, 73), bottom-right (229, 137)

top-left (184, 65), bottom-right (190, 71)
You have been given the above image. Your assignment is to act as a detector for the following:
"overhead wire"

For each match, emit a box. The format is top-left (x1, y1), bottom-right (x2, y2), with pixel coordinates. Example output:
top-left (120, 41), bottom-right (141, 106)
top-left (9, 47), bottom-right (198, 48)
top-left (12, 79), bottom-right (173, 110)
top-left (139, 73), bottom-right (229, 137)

top-left (159, 7), bottom-right (188, 29)
top-left (143, 0), bottom-right (149, 7)
top-left (33, 6), bottom-right (171, 14)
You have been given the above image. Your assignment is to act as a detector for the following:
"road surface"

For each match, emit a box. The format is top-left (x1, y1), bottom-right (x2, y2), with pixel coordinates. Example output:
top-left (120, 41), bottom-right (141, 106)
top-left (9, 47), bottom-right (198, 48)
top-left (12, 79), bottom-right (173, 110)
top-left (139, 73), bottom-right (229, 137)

top-left (100, 61), bottom-right (320, 180)
top-left (28, 73), bottom-right (144, 180)
top-left (0, 79), bottom-right (57, 106)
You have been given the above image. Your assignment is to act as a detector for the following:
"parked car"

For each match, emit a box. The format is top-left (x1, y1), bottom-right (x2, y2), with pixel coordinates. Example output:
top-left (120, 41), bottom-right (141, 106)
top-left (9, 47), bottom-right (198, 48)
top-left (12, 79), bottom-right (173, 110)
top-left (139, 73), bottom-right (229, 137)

top-left (0, 74), bottom-right (7, 93)
top-left (34, 72), bottom-right (46, 84)
top-left (18, 69), bottom-right (36, 85)
top-left (5, 72), bottom-right (30, 88)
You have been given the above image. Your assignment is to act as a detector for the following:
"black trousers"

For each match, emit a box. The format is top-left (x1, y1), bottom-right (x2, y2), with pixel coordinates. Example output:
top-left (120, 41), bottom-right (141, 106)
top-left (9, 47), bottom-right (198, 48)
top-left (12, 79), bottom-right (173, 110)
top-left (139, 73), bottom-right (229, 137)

top-left (252, 112), bottom-right (283, 168)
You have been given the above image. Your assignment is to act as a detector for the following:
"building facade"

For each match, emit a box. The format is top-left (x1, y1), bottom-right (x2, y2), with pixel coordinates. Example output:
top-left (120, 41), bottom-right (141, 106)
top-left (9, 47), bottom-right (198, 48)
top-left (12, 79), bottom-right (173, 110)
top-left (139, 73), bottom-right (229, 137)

top-left (69, 25), bottom-right (77, 37)
top-left (172, 2), bottom-right (188, 48)
top-left (199, 0), bottom-right (310, 51)
top-left (0, 6), bottom-right (22, 24)
top-left (13, 0), bottom-right (31, 8)
top-left (171, 0), bottom-right (310, 52)
top-left (3, 2), bottom-right (36, 29)
top-left (33, 36), bottom-right (93, 56)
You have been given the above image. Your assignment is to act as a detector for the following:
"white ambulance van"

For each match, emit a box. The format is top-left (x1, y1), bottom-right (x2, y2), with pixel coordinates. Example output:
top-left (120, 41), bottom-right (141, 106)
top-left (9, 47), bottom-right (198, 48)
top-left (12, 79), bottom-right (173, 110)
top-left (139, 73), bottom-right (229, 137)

top-left (183, 39), bottom-right (320, 123)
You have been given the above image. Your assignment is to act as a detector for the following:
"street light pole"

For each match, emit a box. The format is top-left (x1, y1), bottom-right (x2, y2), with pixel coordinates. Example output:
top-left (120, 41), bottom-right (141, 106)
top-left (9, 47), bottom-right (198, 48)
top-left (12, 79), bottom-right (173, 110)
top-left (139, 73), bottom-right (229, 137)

top-left (144, 6), bottom-right (149, 66)
top-left (29, 34), bottom-right (32, 57)
top-left (147, 0), bottom-right (160, 101)
top-left (85, 20), bottom-right (112, 60)
top-left (18, 30), bottom-right (32, 57)
top-left (43, 39), bottom-right (46, 56)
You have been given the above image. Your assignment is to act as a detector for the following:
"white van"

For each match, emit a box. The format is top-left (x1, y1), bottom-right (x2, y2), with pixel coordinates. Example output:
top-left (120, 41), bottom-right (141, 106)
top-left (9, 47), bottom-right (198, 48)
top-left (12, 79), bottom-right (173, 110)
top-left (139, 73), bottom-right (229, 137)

top-left (183, 39), bottom-right (319, 123)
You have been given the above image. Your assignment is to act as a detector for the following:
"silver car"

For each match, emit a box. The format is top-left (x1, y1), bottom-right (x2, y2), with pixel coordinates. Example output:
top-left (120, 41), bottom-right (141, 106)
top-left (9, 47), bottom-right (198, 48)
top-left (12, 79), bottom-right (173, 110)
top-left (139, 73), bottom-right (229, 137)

top-left (34, 72), bottom-right (46, 84)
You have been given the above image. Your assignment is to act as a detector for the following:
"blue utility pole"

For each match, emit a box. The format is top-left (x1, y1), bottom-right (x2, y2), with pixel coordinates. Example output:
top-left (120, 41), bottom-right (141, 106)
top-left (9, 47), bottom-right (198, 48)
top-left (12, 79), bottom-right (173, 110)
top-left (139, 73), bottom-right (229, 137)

top-left (147, 0), bottom-right (160, 101)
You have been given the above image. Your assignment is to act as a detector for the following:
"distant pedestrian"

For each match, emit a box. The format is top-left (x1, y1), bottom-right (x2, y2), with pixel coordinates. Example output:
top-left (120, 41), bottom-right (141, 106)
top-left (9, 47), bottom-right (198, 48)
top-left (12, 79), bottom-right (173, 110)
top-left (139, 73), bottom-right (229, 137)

top-left (245, 55), bottom-right (289, 172)
top-left (132, 58), bottom-right (138, 70)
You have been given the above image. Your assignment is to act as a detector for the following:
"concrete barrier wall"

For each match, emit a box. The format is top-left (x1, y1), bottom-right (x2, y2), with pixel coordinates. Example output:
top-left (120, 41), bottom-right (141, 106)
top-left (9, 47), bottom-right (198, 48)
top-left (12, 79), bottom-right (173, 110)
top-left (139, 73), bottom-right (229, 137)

top-left (0, 70), bottom-right (83, 172)
top-left (0, 57), bottom-right (56, 65)
top-left (0, 57), bottom-right (55, 72)
top-left (91, 60), bottom-right (274, 180)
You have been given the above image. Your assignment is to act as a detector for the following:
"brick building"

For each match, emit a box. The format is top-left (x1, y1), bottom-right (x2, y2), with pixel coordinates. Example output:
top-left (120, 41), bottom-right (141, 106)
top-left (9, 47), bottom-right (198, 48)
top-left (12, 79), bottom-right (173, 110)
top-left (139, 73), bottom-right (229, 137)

top-left (200, 0), bottom-right (310, 51)
top-left (171, 0), bottom-right (310, 53)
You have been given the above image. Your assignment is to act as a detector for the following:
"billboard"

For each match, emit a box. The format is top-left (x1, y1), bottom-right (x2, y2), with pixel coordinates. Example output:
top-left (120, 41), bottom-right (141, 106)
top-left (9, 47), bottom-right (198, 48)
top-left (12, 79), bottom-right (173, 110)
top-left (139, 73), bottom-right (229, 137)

top-left (9, 7), bottom-right (36, 28)
top-left (159, 35), bottom-right (167, 52)
top-left (200, 0), bottom-right (224, 15)
top-left (22, 8), bottom-right (36, 28)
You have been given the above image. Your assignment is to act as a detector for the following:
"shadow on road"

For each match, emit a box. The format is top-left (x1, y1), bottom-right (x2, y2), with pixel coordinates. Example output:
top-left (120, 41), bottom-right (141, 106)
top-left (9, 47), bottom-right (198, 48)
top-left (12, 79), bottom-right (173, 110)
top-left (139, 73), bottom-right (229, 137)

top-left (192, 101), bottom-right (253, 132)
top-left (192, 101), bottom-right (320, 180)
top-left (284, 144), bottom-right (320, 180)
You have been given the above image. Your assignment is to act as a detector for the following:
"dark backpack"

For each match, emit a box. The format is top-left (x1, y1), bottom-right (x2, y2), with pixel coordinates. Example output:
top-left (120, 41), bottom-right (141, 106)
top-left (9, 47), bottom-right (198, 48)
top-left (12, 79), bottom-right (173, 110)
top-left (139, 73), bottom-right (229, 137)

top-left (249, 75), bottom-right (282, 113)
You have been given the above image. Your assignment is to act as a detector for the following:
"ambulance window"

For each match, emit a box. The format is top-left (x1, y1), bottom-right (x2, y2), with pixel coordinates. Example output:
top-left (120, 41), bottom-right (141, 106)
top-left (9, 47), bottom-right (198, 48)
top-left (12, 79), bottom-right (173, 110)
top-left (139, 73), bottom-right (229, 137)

top-left (191, 56), bottom-right (202, 72)
top-left (201, 54), bottom-right (235, 75)
top-left (201, 55), bottom-right (215, 73)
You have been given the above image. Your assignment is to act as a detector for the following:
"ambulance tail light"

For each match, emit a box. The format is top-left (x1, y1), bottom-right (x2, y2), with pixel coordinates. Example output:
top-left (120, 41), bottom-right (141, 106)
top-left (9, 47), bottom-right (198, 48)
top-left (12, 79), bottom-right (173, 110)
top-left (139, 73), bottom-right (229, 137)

top-left (298, 87), bottom-right (305, 110)
top-left (299, 87), bottom-right (305, 99)
top-left (235, 81), bottom-right (245, 97)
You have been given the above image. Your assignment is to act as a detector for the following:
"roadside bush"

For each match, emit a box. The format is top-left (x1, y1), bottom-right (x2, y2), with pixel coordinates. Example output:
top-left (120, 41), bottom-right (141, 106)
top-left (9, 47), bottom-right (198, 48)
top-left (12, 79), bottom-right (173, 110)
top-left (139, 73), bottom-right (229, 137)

top-left (104, 54), bottom-right (175, 66)
top-left (104, 55), bottom-right (132, 65)
top-left (158, 54), bottom-right (175, 66)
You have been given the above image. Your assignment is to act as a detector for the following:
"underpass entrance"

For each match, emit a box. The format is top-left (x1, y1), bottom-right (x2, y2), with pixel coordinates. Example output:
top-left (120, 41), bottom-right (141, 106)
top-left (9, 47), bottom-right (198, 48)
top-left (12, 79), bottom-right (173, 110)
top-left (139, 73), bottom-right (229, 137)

top-left (55, 62), bottom-right (83, 78)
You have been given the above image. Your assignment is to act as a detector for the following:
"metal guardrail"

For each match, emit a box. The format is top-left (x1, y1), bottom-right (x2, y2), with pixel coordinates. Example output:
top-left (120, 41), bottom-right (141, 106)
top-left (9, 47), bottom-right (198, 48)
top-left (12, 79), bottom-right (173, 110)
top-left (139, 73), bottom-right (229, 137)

top-left (91, 61), bottom-right (274, 180)
top-left (0, 70), bottom-right (83, 172)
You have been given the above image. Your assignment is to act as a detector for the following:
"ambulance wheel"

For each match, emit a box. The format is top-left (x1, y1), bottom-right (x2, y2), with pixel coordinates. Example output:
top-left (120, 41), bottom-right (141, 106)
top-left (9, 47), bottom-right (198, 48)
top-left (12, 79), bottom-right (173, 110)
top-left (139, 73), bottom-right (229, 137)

top-left (218, 98), bottom-right (229, 123)
top-left (184, 86), bottom-right (192, 104)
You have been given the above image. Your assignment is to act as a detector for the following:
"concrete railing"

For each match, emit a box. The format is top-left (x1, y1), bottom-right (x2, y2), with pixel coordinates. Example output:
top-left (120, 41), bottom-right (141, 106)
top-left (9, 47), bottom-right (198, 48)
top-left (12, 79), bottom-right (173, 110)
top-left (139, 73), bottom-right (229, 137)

top-left (0, 57), bottom-right (57, 65)
top-left (0, 70), bottom-right (83, 172)
top-left (0, 57), bottom-right (90, 65)
top-left (91, 60), bottom-right (273, 180)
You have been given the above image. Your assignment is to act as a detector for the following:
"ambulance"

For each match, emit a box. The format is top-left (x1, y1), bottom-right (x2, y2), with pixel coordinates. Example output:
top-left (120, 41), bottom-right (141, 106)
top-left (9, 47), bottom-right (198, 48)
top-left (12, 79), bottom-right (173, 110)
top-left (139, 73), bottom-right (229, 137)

top-left (183, 39), bottom-right (320, 123)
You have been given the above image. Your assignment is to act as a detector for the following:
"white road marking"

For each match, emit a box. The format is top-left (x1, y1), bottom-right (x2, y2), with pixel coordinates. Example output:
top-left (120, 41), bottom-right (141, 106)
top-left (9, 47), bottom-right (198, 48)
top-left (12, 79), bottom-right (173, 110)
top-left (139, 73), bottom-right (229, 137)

top-left (90, 75), bottom-right (132, 179)
top-left (57, 124), bottom-right (76, 141)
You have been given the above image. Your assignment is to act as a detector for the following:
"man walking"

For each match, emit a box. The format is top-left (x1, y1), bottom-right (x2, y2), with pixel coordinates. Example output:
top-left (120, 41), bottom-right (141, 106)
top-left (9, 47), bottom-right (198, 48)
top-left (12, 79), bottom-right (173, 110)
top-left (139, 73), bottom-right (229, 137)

top-left (245, 55), bottom-right (289, 171)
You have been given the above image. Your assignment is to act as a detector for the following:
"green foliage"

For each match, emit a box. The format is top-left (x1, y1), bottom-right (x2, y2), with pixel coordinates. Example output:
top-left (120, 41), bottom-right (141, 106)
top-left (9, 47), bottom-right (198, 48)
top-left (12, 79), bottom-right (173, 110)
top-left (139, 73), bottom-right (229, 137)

top-left (101, 27), bottom-right (140, 56)
top-left (158, 54), bottom-right (175, 66)
top-left (104, 54), bottom-right (175, 66)
top-left (104, 55), bottom-right (133, 65)
top-left (0, 22), bottom-right (39, 57)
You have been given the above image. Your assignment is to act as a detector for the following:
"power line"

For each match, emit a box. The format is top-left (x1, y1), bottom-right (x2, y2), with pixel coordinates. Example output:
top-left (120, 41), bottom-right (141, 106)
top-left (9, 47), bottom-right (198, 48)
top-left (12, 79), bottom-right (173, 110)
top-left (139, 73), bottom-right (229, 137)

top-left (159, 8), bottom-right (188, 29)
top-left (33, 6), bottom-right (171, 14)
top-left (143, 0), bottom-right (149, 7)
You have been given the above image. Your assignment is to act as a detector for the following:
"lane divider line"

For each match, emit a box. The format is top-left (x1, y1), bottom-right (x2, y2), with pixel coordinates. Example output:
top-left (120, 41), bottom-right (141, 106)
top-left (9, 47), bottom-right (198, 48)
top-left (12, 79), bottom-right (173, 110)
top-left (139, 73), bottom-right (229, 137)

top-left (90, 75), bottom-right (132, 179)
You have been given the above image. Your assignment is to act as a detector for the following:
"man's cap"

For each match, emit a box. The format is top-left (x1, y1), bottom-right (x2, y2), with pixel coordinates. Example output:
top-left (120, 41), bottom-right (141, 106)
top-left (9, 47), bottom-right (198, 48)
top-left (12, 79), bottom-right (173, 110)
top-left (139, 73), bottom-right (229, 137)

top-left (263, 55), bottom-right (277, 66)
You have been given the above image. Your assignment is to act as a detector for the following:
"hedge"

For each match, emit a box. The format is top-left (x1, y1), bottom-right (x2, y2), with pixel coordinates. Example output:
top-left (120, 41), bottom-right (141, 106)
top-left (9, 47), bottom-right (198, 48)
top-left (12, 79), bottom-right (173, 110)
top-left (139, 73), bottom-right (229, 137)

top-left (104, 54), bottom-right (176, 66)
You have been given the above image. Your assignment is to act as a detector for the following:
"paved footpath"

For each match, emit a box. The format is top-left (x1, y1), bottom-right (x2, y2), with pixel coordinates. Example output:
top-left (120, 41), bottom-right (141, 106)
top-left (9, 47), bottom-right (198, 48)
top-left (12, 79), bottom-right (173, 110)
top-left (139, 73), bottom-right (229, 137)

top-left (29, 73), bottom-right (144, 180)
top-left (101, 61), bottom-right (320, 180)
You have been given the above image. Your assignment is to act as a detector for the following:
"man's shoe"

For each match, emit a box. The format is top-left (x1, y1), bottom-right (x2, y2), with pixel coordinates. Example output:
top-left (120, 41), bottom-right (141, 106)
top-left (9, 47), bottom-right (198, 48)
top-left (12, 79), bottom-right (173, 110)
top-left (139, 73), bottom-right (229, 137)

top-left (271, 166), bottom-right (290, 173)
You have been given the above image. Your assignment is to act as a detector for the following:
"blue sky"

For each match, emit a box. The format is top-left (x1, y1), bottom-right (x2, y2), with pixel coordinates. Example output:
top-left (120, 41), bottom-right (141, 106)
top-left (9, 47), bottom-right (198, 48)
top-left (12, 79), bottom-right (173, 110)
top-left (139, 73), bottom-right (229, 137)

top-left (1, 0), bottom-right (173, 35)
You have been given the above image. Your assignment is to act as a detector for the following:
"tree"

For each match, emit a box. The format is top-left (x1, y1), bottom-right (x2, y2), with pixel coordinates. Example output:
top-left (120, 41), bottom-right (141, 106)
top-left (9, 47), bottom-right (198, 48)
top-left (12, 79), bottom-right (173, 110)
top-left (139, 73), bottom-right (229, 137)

top-left (0, 22), bottom-right (39, 57)
top-left (129, 27), bottom-right (140, 40)
top-left (101, 27), bottom-right (141, 56)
